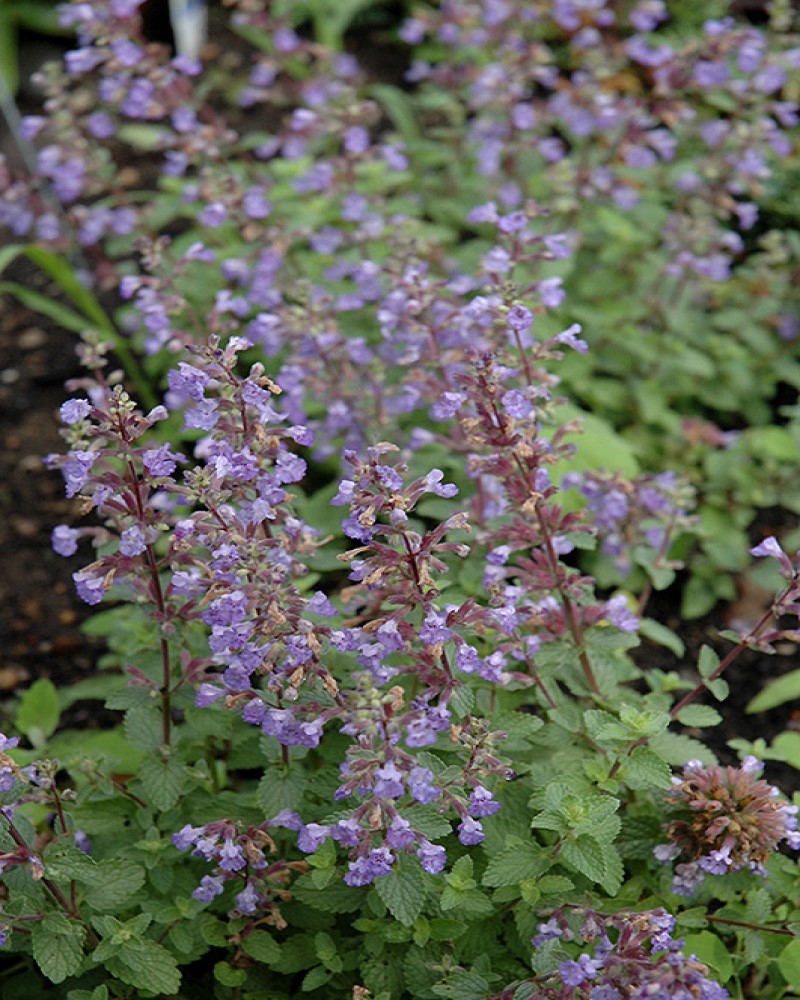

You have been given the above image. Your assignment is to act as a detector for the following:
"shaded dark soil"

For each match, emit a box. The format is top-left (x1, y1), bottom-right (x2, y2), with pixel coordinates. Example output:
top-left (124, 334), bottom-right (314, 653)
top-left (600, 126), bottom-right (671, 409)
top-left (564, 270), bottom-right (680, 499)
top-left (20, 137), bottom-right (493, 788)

top-left (0, 259), bottom-right (105, 731)
top-left (634, 584), bottom-right (800, 793)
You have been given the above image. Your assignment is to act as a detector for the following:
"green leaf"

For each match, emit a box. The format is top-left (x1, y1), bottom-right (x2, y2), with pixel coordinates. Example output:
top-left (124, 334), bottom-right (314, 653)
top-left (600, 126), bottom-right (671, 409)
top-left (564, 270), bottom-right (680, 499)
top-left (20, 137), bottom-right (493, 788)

top-left (704, 677), bottom-right (729, 702)
top-left (67, 986), bottom-right (109, 1000)
top-left (375, 855), bottom-right (429, 926)
top-left (769, 731), bottom-right (800, 769)
top-left (431, 970), bottom-right (490, 999)
top-left (482, 842), bottom-right (550, 888)
top-left (537, 875), bottom-right (575, 898)
top-left (429, 918), bottom-right (468, 940)
top-left (0, 281), bottom-right (97, 335)
top-left (618, 705), bottom-right (671, 739)
top-left (213, 961), bottom-right (247, 986)
top-left (138, 754), bottom-right (187, 812)
top-left (13, 2), bottom-right (69, 34)
top-left (599, 844), bottom-right (624, 896)
top-left (258, 768), bottom-right (307, 816)
top-left (82, 860), bottom-right (146, 912)
top-left (16, 678), bottom-right (60, 747)
top-left (123, 705), bottom-right (164, 752)
top-left (552, 405), bottom-right (640, 478)
top-left (650, 731), bottom-right (717, 766)
top-left (777, 939), bottom-right (800, 984)
top-left (0, 245), bottom-right (154, 408)
top-left (104, 939), bottom-right (181, 995)
top-left (621, 747), bottom-right (673, 790)
top-left (291, 873), bottom-right (364, 913)
top-left (637, 618), bottom-right (685, 657)
top-left (0, 13), bottom-right (19, 94)
top-left (676, 705), bottom-right (722, 727)
top-left (242, 930), bottom-right (281, 964)
top-left (745, 887), bottom-right (772, 925)
top-left (682, 932), bottom-right (734, 982)
top-left (405, 804), bottom-right (452, 841)
top-left (561, 835), bottom-right (607, 885)
top-left (369, 83), bottom-right (421, 143)
top-left (697, 645), bottom-right (720, 679)
top-left (445, 855), bottom-right (474, 888)
top-left (301, 965), bottom-right (332, 991)
top-left (32, 914), bottom-right (86, 984)
top-left (747, 669), bottom-right (800, 714)
top-left (440, 887), bottom-right (493, 917)
top-left (43, 845), bottom-right (97, 882)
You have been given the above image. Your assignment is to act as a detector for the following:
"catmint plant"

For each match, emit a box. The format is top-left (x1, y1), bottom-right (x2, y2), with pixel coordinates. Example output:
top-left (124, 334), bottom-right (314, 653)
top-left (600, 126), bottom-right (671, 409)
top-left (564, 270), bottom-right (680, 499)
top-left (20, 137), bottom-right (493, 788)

top-left (0, 0), bottom-right (798, 997)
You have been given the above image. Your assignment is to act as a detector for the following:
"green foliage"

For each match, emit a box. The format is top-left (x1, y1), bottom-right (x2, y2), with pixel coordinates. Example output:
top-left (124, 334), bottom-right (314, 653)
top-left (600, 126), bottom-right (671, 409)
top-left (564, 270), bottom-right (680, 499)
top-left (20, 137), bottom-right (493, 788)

top-left (1, 1), bottom-right (799, 997)
top-left (15, 678), bottom-right (60, 748)
top-left (0, 0), bottom-right (67, 93)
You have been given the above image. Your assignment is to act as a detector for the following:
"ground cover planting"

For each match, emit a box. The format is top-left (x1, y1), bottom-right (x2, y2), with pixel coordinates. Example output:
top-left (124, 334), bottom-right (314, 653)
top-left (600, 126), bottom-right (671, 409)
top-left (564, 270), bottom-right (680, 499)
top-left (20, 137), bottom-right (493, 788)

top-left (1, 1), bottom-right (800, 997)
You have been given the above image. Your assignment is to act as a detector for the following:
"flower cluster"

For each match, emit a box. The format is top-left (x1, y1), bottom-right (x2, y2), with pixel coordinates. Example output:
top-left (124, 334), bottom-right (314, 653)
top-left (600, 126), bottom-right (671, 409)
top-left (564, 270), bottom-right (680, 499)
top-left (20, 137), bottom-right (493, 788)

top-left (562, 469), bottom-right (697, 576)
top-left (1, 0), bottom-right (798, 994)
top-left (531, 907), bottom-right (728, 999)
top-left (402, 0), bottom-right (799, 276)
top-left (654, 756), bottom-right (800, 896)
top-left (172, 819), bottom-right (304, 922)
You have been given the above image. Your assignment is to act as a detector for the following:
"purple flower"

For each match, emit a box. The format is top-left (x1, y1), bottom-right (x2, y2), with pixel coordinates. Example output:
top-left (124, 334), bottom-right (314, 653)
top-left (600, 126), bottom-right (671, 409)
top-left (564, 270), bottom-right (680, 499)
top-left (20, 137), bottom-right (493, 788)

top-left (417, 840), bottom-right (446, 874)
top-left (73, 569), bottom-right (106, 606)
top-left (193, 875), bottom-right (225, 902)
top-left (172, 824), bottom-right (203, 851)
top-left (421, 469), bottom-right (458, 497)
top-left (457, 816), bottom-right (485, 845)
top-left (344, 847), bottom-right (395, 886)
top-left (60, 399), bottom-right (92, 424)
top-left (168, 363), bottom-right (209, 402)
top-left (419, 609), bottom-right (452, 645)
top-left (386, 815), bottom-right (416, 849)
top-left (497, 210), bottom-right (528, 234)
top-left (482, 247), bottom-right (512, 273)
top-left (374, 762), bottom-right (404, 799)
top-left (297, 823), bottom-right (330, 853)
top-left (630, 0), bottom-right (667, 31)
top-left (502, 389), bottom-right (533, 420)
top-left (199, 202), bottom-right (228, 227)
top-left (306, 591), bottom-right (337, 616)
top-left (468, 786), bottom-right (501, 818)
top-left (693, 60), bottom-right (730, 88)
top-left (235, 883), bottom-right (261, 914)
top-left (344, 126), bottom-right (370, 154)
top-left (399, 18), bottom-right (426, 44)
top-left (142, 445), bottom-right (181, 478)
top-left (750, 536), bottom-right (796, 578)
top-left (560, 955), bottom-right (598, 987)
top-left (408, 766), bottom-right (440, 804)
top-left (185, 400), bottom-right (220, 431)
top-left (119, 526), bottom-right (147, 557)
top-left (201, 591), bottom-right (248, 627)
top-left (507, 305), bottom-right (533, 331)
top-left (52, 525), bottom-right (79, 557)
top-left (195, 684), bottom-right (225, 708)
top-left (554, 323), bottom-right (588, 353)
top-left (468, 202), bottom-right (498, 224)
top-left (431, 391), bottom-right (466, 420)
top-left (219, 837), bottom-right (246, 871)
top-left (267, 810), bottom-right (304, 832)
top-left (603, 595), bottom-right (639, 633)
top-left (658, 758), bottom-right (800, 895)
top-left (243, 187), bottom-right (271, 219)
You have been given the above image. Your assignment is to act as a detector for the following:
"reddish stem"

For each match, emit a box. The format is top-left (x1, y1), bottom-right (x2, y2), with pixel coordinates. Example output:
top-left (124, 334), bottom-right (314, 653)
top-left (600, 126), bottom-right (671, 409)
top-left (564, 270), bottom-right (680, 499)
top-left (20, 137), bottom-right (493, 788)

top-left (669, 585), bottom-right (792, 720)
